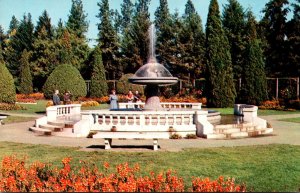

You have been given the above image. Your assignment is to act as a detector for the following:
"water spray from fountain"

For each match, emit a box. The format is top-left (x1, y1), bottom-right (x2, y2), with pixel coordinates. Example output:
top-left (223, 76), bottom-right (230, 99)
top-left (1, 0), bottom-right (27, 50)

top-left (129, 24), bottom-right (178, 110)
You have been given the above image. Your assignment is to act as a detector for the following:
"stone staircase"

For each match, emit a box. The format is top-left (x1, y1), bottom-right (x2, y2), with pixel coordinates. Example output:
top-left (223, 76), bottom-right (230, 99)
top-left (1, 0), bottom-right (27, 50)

top-left (205, 122), bottom-right (273, 139)
top-left (29, 117), bottom-right (79, 137)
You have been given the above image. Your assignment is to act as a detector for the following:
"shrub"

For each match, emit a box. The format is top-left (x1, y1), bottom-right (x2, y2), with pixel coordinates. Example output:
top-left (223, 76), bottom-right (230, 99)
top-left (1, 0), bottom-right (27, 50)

top-left (116, 73), bottom-right (144, 95)
top-left (42, 64), bottom-right (87, 100)
top-left (0, 103), bottom-right (27, 110)
top-left (90, 47), bottom-right (108, 97)
top-left (170, 133), bottom-right (182, 139)
top-left (185, 134), bottom-right (197, 139)
top-left (18, 50), bottom-right (33, 94)
top-left (0, 63), bottom-right (16, 104)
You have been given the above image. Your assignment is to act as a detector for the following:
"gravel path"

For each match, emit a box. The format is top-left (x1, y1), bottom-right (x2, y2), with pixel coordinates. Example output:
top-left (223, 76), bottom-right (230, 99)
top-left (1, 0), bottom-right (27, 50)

top-left (0, 113), bottom-right (299, 152)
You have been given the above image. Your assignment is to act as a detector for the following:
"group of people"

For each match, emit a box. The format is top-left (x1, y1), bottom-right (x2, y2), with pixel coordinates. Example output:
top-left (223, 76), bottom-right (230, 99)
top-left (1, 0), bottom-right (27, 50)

top-left (52, 88), bottom-right (141, 109)
top-left (109, 89), bottom-right (142, 109)
top-left (52, 90), bottom-right (72, 106)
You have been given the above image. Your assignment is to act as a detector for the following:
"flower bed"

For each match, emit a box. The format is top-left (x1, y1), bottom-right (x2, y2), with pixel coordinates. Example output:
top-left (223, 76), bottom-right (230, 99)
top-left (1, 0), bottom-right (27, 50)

top-left (16, 93), bottom-right (45, 104)
top-left (0, 103), bottom-right (27, 110)
top-left (0, 155), bottom-right (246, 192)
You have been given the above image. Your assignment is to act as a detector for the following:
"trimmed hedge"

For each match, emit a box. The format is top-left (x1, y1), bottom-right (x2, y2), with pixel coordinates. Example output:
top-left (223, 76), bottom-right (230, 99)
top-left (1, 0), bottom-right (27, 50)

top-left (42, 64), bottom-right (87, 99)
top-left (0, 63), bottom-right (16, 103)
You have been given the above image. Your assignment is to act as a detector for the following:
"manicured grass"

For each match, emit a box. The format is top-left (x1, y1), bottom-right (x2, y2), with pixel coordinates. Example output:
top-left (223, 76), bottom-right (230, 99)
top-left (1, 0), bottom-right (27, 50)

top-left (0, 142), bottom-right (299, 192)
top-left (278, 117), bottom-right (300, 123)
top-left (206, 107), bottom-right (300, 116)
top-left (2, 116), bottom-right (37, 124)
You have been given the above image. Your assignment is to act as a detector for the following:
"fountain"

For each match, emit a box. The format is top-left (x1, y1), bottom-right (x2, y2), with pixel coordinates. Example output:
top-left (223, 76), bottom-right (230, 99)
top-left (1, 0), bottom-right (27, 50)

top-left (30, 23), bottom-right (273, 148)
top-left (128, 24), bottom-right (178, 110)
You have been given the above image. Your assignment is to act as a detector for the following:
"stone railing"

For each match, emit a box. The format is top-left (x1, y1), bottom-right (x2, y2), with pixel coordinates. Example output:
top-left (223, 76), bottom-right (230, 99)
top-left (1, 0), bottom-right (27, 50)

top-left (234, 104), bottom-right (266, 128)
top-left (46, 104), bottom-right (81, 121)
top-left (118, 102), bottom-right (202, 110)
top-left (82, 110), bottom-right (197, 136)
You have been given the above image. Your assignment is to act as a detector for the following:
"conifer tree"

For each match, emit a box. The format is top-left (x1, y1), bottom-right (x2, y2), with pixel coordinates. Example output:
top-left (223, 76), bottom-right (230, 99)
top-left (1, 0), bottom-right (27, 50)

top-left (66, 0), bottom-right (88, 39)
top-left (205, 0), bottom-right (236, 107)
top-left (7, 15), bottom-right (19, 35)
top-left (35, 10), bottom-right (54, 39)
top-left (19, 49), bottom-right (33, 94)
top-left (90, 46), bottom-right (108, 97)
top-left (240, 11), bottom-right (268, 105)
top-left (286, 0), bottom-right (300, 76)
top-left (122, 0), bottom-right (151, 72)
top-left (97, 0), bottom-right (121, 80)
top-left (222, 0), bottom-right (246, 82)
top-left (180, 0), bottom-right (205, 80)
top-left (120, 0), bottom-right (134, 33)
top-left (260, 0), bottom-right (289, 77)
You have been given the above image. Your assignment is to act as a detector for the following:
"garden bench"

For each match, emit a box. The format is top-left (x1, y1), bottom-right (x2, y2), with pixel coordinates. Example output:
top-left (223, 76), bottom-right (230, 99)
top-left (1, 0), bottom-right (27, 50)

top-left (92, 131), bottom-right (170, 150)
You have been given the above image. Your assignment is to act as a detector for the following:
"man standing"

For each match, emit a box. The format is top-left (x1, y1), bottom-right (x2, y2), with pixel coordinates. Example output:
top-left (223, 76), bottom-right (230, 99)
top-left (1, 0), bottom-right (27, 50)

top-left (52, 89), bottom-right (61, 105)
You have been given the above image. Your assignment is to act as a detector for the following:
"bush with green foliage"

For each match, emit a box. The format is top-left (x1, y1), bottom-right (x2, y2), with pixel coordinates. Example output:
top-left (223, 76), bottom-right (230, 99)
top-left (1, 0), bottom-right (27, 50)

top-left (116, 73), bottom-right (144, 95)
top-left (19, 50), bottom-right (33, 94)
top-left (42, 64), bottom-right (87, 99)
top-left (0, 63), bottom-right (16, 104)
top-left (90, 47), bottom-right (108, 97)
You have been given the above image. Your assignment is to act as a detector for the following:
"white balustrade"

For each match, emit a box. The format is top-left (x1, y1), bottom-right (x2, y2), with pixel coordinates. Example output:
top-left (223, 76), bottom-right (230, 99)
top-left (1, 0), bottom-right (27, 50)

top-left (46, 104), bottom-right (82, 121)
top-left (118, 102), bottom-right (201, 110)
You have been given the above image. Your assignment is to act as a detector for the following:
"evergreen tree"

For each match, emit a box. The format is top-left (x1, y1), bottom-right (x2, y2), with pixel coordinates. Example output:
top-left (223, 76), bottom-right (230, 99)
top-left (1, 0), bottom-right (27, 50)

top-left (35, 10), bottom-right (54, 39)
top-left (65, 0), bottom-right (90, 71)
top-left (8, 13), bottom-right (34, 77)
top-left (205, 0), bottom-right (236, 107)
top-left (7, 15), bottom-right (19, 35)
top-left (32, 27), bottom-right (60, 91)
top-left (122, 0), bottom-right (151, 73)
top-left (222, 0), bottom-right (246, 82)
top-left (260, 0), bottom-right (289, 77)
top-left (19, 49), bottom-right (33, 94)
top-left (286, 0), bottom-right (300, 76)
top-left (66, 0), bottom-right (88, 39)
top-left (97, 0), bottom-right (121, 80)
top-left (120, 0), bottom-right (134, 32)
top-left (0, 59), bottom-right (16, 104)
top-left (154, 0), bottom-right (181, 78)
top-left (90, 46), bottom-right (108, 97)
top-left (180, 0), bottom-right (205, 80)
top-left (240, 11), bottom-right (268, 105)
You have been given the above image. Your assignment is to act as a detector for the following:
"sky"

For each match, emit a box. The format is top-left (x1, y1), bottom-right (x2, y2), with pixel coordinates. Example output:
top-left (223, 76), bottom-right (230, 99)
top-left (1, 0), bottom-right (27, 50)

top-left (0, 0), bottom-right (295, 47)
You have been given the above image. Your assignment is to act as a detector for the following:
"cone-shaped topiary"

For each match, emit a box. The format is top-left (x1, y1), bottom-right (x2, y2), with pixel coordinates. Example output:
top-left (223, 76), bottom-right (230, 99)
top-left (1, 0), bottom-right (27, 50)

top-left (19, 49), bottom-right (33, 94)
top-left (90, 46), bottom-right (108, 97)
top-left (42, 64), bottom-right (87, 99)
top-left (0, 63), bottom-right (16, 104)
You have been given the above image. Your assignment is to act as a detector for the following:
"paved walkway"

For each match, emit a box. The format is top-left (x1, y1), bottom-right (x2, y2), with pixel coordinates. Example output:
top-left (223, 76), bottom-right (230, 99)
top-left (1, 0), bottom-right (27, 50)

top-left (0, 113), bottom-right (299, 152)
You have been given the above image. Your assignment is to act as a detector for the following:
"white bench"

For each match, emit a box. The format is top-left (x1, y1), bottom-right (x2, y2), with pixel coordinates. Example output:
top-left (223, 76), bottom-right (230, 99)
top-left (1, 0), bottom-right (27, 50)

top-left (93, 131), bottom-right (170, 150)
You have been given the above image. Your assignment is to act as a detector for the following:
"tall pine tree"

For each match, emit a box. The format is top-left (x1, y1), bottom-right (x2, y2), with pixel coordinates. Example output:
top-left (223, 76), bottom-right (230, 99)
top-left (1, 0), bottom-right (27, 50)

top-left (35, 10), bottom-right (54, 40)
top-left (97, 0), bottom-right (121, 80)
top-left (90, 46), bottom-right (108, 97)
top-left (19, 49), bottom-right (33, 94)
top-left (222, 0), bottom-right (246, 83)
top-left (240, 11), bottom-right (268, 105)
top-left (260, 0), bottom-right (289, 77)
top-left (205, 0), bottom-right (236, 107)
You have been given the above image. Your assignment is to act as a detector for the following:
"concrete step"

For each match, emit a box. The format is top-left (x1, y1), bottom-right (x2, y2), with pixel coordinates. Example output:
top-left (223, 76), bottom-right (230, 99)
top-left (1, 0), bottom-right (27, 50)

top-left (29, 127), bottom-right (52, 135)
top-left (39, 124), bottom-right (64, 132)
top-left (205, 133), bottom-right (226, 139)
top-left (230, 131), bottom-right (249, 138)
top-left (215, 128), bottom-right (241, 134)
top-left (47, 121), bottom-right (65, 127)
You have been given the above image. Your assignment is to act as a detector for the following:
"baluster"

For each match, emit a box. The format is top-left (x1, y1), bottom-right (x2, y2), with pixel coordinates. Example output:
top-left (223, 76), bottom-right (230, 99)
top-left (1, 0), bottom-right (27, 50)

top-left (181, 114), bottom-right (184, 125)
top-left (173, 114), bottom-right (177, 125)
top-left (125, 115), bottom-right (129, 125)
top-left (102, 115), bottom-right (106, 125)
top-left (133, 115), bottom-right (136, 125)
top-left (157, 115), bottom-right (160, 125)
top-left (117, 115), bottom-right (120, 125)
top-left (165, 115), bottom-right (169, 125)
top-left (110, 115), bottom-right (113, 125)
top-left (189, 114), bottom-right (193, 125)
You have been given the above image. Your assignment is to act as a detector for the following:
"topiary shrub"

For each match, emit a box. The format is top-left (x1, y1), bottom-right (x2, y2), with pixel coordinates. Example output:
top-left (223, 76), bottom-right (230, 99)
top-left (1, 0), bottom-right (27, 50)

top-left (42, 64), bottom-right (87, 99)
top-left (0, 63), bottom-right (16, 104)
top-left (116, 73), bottom-right (144, 95)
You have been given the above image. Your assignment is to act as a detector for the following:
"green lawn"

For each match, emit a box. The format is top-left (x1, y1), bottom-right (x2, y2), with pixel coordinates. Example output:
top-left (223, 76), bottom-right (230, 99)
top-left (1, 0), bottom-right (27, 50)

top-left (0, 142), bottom-right (299, 192)
top-left (278, 117), bottom-right (300, 123)
top-left (2, 116), bottom-right (37, 124)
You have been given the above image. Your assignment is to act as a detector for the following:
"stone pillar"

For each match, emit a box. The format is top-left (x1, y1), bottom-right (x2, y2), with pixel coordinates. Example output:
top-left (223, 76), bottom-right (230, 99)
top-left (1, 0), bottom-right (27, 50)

top-left (194, 110), bottom-right (213, 137)
top-left (144, 84), bottom-right (161, 110)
